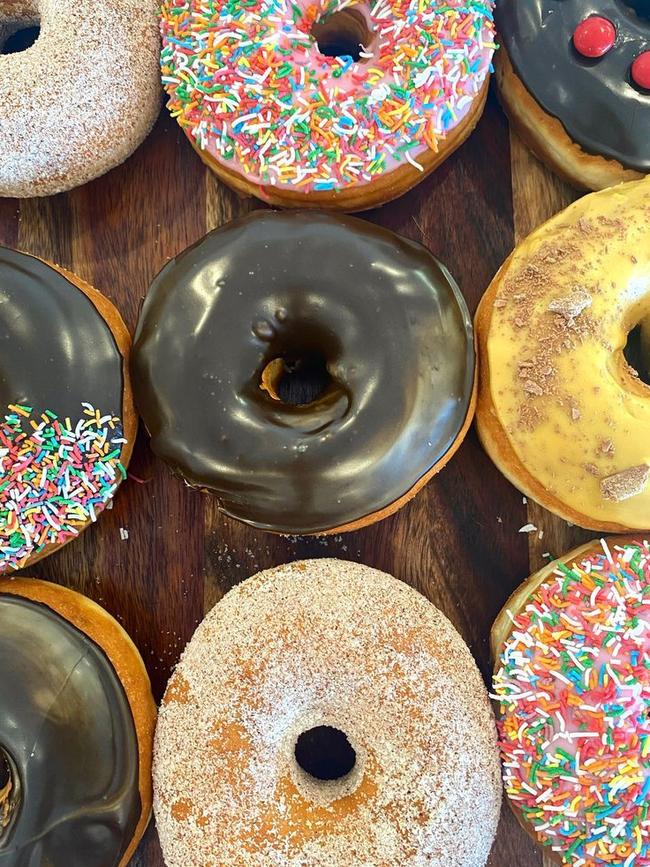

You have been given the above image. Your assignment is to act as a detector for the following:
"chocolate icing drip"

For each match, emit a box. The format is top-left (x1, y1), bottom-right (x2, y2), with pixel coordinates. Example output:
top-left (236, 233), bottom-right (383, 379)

top-left (497, 1), bottom-right (650, 171)
top-left (0, 594), bottom-right (140, 866)
top-left (0, 247), bottom-right (123, 419)
top-left (133, 211), bottom-right (474, 534)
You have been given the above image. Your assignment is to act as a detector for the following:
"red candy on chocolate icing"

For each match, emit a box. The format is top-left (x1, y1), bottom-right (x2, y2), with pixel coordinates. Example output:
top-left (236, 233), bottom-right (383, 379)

top-left (631, 51), bottom-right (650, 90)
top-left (573, 15), bottom-right (616, 58)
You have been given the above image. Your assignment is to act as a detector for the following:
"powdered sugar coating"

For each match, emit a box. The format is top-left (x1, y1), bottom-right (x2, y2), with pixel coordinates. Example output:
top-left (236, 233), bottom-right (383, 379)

top-left (0, 0), bottom-right (161, 197)
top-left (154, 558), bottom-right (501, 866)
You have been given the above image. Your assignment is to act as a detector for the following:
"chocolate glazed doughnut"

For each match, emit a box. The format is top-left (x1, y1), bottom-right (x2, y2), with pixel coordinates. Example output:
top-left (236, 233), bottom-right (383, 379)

top-left (133, 211), bottom-right (475, 535)
top-left (496, 1), bottom-right (650, 189)
top-left (0, 248), bottom-right (136, 573)
top-left (0, 580), bottom-right (156, 866)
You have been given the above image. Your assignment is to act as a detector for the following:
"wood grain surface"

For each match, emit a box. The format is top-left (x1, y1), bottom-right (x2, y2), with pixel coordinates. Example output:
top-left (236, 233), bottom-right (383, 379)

top-left (0, 84), bottom-right (597, 866)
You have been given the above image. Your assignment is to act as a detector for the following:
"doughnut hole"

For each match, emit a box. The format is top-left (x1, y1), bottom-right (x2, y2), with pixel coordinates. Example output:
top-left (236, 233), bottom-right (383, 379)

top-left (624, 2), bottom-right (650, 22)
top-left (0, 746), bottom-right (19, 840)
top-left (623, 315), bottom-right (650, 386)
top-left (294, 726), bottom-right (357, 781)
top-left (290, 723), bottom-right (366, 806)
top-left (260, 351), bottom-right (332, 405)
top-left (312, 7), bottom-right (373, 62)
top-left (0, 22), bottom-right (40, 55)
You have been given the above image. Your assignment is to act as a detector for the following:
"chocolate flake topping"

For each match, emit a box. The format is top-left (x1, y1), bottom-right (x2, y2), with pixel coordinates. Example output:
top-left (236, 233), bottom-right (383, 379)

top-left (600, 465), bottom-right (649, 502)
top-left (600, 439), bottom-right (615, 455)
top-left (548, 288), bottom-right (592, 325)
top-left (523, 379), bottom-right (544, 397)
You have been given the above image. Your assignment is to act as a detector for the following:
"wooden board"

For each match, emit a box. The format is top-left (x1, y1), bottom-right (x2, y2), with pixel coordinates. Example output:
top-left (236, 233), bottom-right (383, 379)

top-left (0, 84), bottom-right (596, 866)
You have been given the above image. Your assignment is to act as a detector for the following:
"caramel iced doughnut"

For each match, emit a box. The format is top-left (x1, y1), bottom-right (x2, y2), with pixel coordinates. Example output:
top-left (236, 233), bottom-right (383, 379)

top-left (475, 178), bottom-right (650, 531)
top-left (491, 537), bottom-right (650, 865)
top-left (495, 1), bottom-right (650, 190)
top-left (0, 577), bottom-right (156, 866)
top-left (154, 559), bottom-right (502, 866)
top-left (0, 247), bottom-right (136, 573)
top-left (0, 0), bottom-right (160, 197)
top-left (132, 211), bottom-right (476, 535)
top-left (159, 0), bottom-right (496, 210)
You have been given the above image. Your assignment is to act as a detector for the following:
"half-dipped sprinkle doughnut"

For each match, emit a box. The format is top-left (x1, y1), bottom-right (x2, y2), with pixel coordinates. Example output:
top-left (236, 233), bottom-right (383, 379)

top-left (154, 559), bottom-right (502, 866)
top-left (476, 178), bottom-right (650, 531)
top-left (0, 577), bottom-right (156, 866)
top-left (491, 537), bottom-right (650, 866)
top-left (160, 0), bottom-right (496, 209)
top-left (0, 0), bottom-right (160, 197)
top-left (132, 211), bottom-right (476, 535)
top-left (0, 248), bottom-right (136, 573)
top-left (496, 1), bottom-right (650, 190)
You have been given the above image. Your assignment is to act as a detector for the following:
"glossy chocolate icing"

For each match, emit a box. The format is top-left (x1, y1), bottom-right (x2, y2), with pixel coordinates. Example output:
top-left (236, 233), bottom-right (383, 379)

top-left (0, 593), bottom-right (140, 866)
top-left (0, 247), bottom-right (123, 419)
top-left (133, 211), bottom-right (475, 534)
top-left (497, 1), bottom-right (650, 171)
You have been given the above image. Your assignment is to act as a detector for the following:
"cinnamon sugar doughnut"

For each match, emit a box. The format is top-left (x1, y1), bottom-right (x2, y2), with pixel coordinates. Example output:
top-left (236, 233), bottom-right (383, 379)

top-left (0, 0), bottom-right (161, 197)
top-left (153, 559), bottom-right (501, 866)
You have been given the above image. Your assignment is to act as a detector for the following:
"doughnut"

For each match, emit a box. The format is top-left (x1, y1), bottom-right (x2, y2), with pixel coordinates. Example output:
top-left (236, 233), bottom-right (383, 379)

top-left (159, 0), bottom-right (496, 210)
top-left (495, 1), bottom-right (650, 191)
top-left (0, 577), bottom-right (156, 866)
top-left (491, 537), bottom-right (650, 866)
top-left (0, 247), bottom-right (136, 573)
top-left (132, 211), bottom-right (476, 535)
top-left (153, 558), bottom-right (502, 866)
top-left (475, 178), bottom-right (650, 532)
top-left (0, 0), bottom-right (160, 197)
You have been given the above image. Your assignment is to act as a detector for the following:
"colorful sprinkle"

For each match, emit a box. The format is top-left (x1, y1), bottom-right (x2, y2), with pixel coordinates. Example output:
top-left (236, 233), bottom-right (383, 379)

top-left (0, 404), bottom-right (127, 573)
top-left (160, 0), bottom-right (496, 191)
top-left (493, 540), bottom-right (650, 866)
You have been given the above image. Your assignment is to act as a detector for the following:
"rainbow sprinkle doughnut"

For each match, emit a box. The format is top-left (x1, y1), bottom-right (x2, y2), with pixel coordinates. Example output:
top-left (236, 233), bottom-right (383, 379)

top-left (492, 539), bottom-right (650, 866)
top-left (160, 0), bottom-right (496, 196)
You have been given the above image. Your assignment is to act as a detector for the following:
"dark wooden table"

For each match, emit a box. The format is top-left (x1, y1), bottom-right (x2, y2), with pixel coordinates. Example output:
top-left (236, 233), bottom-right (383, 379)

top-left (0, 83), bottom-right (593, 866)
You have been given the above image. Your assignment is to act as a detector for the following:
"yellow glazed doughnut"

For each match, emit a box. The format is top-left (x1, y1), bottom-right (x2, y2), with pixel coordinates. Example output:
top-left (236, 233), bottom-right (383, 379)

top-left (153, 559), bottom-right (502, 866)
top-left (0, 0), bottom-right (161, 197)
top-left (476, 177), bottom-right (650, 531)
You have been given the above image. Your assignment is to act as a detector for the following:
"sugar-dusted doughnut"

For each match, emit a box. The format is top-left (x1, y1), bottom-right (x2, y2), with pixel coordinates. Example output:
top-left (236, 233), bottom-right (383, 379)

top-left (475, 178), bottom-right (650, 531)
top-left (0, 247), bottom-right (136, 573)
top-left (495, 1), bottom-right (650, 190)
top-left (132, 211), bottom-right (476, 535)
top-left (0, 0), bottom-right (160, 197)
top-left (154, 559), bottom-right (502, 866)
top-left (159, 0), bottom-right (496, 210)
top-left (0, 577), bottom-right (156, 866)
top-left (491, 537), bottom-right (650, 866)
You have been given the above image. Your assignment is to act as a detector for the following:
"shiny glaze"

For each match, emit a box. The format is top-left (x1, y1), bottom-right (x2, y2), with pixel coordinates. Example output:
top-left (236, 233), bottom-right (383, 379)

top-left (0, 593), bottom-right (140, 866)
top-left (133, 211), bottom-right (474, 534)
top-left (497, 1), bottom-right (650, 172)
top-left (0, 247), bottom-right (123, 418)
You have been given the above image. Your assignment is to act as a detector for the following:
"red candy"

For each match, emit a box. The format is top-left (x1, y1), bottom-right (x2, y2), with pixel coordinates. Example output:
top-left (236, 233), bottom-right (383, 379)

top-left (631, 51), bottom-right (650, 90)
top-left (573, 15), bottom-right (616, 58)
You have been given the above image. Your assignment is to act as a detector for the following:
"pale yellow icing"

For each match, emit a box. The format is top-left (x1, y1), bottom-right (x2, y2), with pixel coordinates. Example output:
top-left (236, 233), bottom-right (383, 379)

top-left (485, 178), bottom-right (650, 528)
